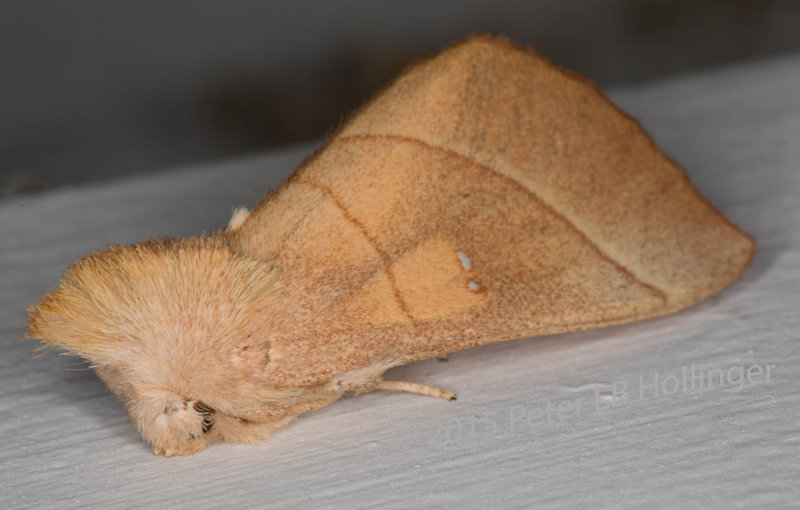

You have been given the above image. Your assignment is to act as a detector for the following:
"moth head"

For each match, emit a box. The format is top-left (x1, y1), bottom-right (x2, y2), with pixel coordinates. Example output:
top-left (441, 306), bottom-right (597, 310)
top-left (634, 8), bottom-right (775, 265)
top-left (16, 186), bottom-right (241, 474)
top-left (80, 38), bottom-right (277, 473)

top-left (26, 236), bottom-right (293, 455)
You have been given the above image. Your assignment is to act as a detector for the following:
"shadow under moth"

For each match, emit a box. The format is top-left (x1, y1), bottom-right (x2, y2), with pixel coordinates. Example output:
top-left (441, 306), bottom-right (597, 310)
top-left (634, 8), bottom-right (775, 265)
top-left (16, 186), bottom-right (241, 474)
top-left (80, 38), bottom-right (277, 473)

top-left (26, 35), bottom-right (755, 456)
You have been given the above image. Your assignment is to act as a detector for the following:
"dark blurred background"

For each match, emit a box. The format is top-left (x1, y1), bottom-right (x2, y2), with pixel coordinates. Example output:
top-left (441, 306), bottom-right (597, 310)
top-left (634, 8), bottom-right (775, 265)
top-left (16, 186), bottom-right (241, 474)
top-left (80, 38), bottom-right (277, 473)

top-left (2, 0), bottom-right (800, 196)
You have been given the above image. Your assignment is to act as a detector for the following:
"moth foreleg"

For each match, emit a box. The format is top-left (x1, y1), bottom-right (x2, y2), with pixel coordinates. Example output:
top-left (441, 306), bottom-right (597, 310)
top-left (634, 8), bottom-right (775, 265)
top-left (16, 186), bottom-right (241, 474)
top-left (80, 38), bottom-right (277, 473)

top-left (375, 380), bottom-right (456, 401)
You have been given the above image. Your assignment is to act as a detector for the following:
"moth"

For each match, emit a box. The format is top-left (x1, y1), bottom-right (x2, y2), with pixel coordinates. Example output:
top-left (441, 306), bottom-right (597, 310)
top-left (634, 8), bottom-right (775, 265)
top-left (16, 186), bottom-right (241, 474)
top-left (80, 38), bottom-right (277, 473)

top-left (26, 35), bottom-right (755, 456)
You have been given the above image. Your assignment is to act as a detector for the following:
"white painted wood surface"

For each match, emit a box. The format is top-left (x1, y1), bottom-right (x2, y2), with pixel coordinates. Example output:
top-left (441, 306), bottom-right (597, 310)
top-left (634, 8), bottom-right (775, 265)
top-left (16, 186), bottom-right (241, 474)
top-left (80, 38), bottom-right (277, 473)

top-left (2, 53), bottom-right (798, 509)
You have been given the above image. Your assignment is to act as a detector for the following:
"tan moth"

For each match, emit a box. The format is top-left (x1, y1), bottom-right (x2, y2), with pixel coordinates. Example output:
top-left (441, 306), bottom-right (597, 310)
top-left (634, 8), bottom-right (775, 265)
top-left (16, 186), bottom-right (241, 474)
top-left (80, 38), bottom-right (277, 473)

top-left (26, 35), bottom-right (755, 456)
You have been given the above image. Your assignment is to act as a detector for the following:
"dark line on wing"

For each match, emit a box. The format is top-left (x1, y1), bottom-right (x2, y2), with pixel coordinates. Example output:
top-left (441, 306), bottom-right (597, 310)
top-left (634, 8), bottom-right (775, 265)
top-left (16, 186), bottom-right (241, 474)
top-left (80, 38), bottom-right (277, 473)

top-left (336, 132), bottom-right (668, 304)
top-left (295, 178), bottom-right (416, 322)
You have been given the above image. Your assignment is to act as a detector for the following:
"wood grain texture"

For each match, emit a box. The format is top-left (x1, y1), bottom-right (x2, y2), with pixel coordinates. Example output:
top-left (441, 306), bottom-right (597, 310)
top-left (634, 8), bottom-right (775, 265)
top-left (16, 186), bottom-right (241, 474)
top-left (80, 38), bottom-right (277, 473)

top-left (2, 51), bottom-right (798, 507)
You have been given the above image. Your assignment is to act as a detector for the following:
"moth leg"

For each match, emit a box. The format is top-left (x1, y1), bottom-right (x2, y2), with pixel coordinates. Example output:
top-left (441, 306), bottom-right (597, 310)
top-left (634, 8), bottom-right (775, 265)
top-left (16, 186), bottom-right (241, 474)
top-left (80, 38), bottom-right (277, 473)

top-left (435, 353), bottom-right (450, 362)
top-left (227, 206), bottom-right (250, 231)
top-left (287, 398), bottom-right (339, 416)
top-left (375, 380), bottom-right (456, 400)
top-left (153, 436), bottom-right (208, 457)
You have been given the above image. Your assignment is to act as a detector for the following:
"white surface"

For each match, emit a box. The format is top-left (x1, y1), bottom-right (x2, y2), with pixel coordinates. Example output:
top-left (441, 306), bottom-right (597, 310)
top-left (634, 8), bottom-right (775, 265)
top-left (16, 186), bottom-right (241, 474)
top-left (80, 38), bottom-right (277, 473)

top-left (2, 54), bottom-right (799, 509)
